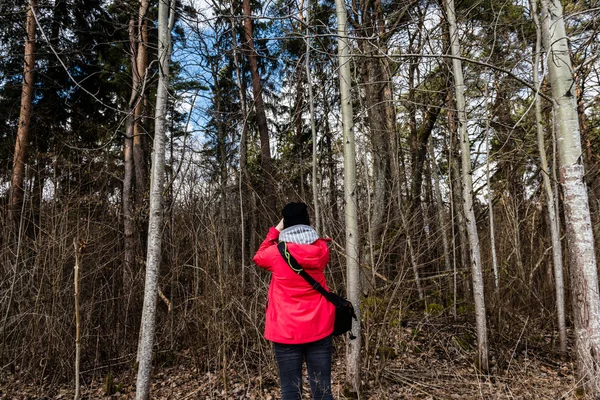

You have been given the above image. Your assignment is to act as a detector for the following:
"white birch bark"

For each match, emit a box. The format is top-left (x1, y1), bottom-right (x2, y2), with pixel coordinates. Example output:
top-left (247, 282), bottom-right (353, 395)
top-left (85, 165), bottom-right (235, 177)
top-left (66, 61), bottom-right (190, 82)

top-left (530, 0), bottom-right (567, 355)
top-left (135, 0), bottom-right (174, 398)
top-left (540, 0), bottom-right (600, 392)
top-left (334, 0), bottom-right (361, 395)
top-left (483, 86), bottom-right (499, 290)
top-left (445, 0), bottom-right (489, 372)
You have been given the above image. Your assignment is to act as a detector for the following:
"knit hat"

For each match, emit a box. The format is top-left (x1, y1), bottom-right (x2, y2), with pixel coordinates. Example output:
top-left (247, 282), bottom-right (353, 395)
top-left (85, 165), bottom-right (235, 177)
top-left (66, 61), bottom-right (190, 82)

top-left (282, 202), bottom-right (310, 229)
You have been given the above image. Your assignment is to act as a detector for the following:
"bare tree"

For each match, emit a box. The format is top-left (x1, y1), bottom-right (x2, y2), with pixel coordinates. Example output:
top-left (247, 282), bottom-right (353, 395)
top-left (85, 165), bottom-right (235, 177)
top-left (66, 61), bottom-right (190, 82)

top-left (483, 85), bottom-right (499, 291)
top-left (229, 0), bottom-right (250, 279)
top-left (8, 0), bottom-right (37, 223)
top-left (123, 16), bottom-right (138, 293)
top-left (305, 0), bottom-right (320, 234)
top-left (334, 0), bottom-right (361, 395)
top-left (530, 0), bottom-right (566, 355)
top-left (540, 0), bottom-right (600, 393)
top-left (73, 240), bottom-right (82, 400)
top-left (135, 0), bottom-right (175, 398)
top-left (444, 0), bottom-right (489, 372)
top-left (133, 0), bottom-right (150, 205)
top-left (428, 142), bottom-right (452, 292)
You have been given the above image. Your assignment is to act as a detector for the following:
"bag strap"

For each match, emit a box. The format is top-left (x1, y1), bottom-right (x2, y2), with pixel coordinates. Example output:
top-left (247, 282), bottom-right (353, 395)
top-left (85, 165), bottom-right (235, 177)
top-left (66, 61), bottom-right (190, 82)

top-left (277, 241), bottom-right (338, 304)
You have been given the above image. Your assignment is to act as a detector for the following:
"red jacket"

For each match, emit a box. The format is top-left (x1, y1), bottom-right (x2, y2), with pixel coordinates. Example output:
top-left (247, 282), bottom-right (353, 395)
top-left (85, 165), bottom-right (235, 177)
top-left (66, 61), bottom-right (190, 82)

top-left (253, 227), bottom-right (335, 344)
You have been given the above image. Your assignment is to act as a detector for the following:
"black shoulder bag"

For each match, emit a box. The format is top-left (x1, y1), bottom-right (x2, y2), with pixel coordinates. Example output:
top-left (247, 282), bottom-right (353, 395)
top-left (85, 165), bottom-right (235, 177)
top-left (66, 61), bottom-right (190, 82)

top-left (277, 241), bottom-right (357, 339)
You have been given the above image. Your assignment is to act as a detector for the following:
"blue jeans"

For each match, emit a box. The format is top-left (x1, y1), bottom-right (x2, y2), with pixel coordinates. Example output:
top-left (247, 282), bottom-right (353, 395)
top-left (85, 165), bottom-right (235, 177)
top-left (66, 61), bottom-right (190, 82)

top-left (273, 335), bottom-right (334, 400)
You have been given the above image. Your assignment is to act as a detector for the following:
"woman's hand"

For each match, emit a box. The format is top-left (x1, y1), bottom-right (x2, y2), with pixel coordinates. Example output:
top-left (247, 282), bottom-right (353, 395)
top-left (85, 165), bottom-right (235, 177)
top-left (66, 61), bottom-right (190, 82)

top-left (275, 219), bottom-right (284, 232)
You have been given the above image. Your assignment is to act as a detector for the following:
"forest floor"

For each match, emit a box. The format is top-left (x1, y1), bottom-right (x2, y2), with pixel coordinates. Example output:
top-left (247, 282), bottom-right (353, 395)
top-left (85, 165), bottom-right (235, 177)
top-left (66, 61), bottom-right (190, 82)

top-left (0, 317), bottom-right (580, 399)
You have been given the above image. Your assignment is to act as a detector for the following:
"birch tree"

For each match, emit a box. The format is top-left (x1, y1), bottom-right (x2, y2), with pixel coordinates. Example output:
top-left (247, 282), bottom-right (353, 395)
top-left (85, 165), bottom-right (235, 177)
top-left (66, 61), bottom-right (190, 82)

top-left (334, 0), bottom-right (361, 395)
top-left (135, 0), bottom-right (175, 398)
top-left (8, 0), bottom-right (37, 223)
top-left (530, 0), bottom-right (566, 355)
top-left (540, 0), bottom-right (600, 393)
top-left (445, 0), bottom-right (489, 372)
top-left (483, 86), bottom-right (499, 291)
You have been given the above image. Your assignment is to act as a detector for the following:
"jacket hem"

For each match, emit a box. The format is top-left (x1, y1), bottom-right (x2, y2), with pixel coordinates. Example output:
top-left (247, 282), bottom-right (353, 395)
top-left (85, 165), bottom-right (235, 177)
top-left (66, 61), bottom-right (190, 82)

top-left (266, 327), bottom-right (335, 345)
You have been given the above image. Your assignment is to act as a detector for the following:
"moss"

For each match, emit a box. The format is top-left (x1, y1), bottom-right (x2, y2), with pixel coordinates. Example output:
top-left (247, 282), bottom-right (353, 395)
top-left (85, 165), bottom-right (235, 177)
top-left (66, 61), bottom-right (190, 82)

top-left (363, 296), bottom-right (384, 307)
top-left (389, 318), bottom-right (400, 328)
top-left (457, 304), bottom-right (474, 315)
top-left (103, 372), bottom-right (124, 395)
top-left (361, 296), bottom-right (386, 321)
top-left (425, 303), bottom-right (444, 316)
top-left (452, 335), bottom-right (472, 351)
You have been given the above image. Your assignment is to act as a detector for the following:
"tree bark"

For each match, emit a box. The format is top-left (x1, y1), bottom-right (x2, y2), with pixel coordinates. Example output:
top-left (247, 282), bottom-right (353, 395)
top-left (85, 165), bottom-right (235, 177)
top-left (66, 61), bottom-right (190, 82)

top-left (540, 0), bottom-right (600, 392)
top-left (230, 0), bottom-right (249, 279)
top-left (530, 0), bottom-right (567, 355)
top-left (334, 0), bottom-right (361, 395)
top-left (135, 0), bottom-right (174, 398)
top-left (73, 240), bottom-right (81, 400)
top-left (355, 0), bottom-right (393, 242)
top-left (8, 0), bottom-right (37, 224)
top-left (445, 0), bottom-right (489, 372)
top-left (133, 0), bottom-right (149, 205)
top-left (123, 116), bottom-right (135, 285)
top-left (305, 0), bottom-right (320, 234)
top-left (293, 60), bottom-right (306, 199)
top-left (448, 93), bottom-right (468, 302)
top-left (483, 85), bottom-right (499, 290)
top-left (428, 142), bottom-right (452, 292)
top-left (123, 17), bottom-right (138, 293)
top-left (242, 0), bottom-right (275, 213)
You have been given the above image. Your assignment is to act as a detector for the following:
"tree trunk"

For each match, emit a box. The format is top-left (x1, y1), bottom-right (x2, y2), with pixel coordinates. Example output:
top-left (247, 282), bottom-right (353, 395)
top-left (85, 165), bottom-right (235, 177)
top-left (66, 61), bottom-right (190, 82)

top-left (123, 115), bottom-right (135, 286)
top-left (230, 1), bottom-right (249, 281)
top-left (242, 0), bottom-right (275, 213)
top-left (530, 0), bottom-right (567, 355)
top-left (8, 0), bottom-right (37, 224)
top-left (123, 17), bottom-right (138, 293)
top-left (293, 61), bottom-right (306, 200)
top-left (483, 86), bottom-right (499, 290)
top-left (135, 0), bottom-right (174, 398)
top-left (324, 106), bottom-right (339, 228)
top-left (445, 0), bottom-right (489, 372)
top-left (540, 0), bottom-right (600, 392)
top-left (448, 97), bottom-right (469, 300)
top-left (428, 142), bottom-right (453, 294)
top-left (305, 0), bottom-right (320, 234)
top-left (133, 0), bottom-right (149, 205)
top-left (355, 2), bottom-right (389, 242)
top-left (334, 0), bottom-right (361, 395)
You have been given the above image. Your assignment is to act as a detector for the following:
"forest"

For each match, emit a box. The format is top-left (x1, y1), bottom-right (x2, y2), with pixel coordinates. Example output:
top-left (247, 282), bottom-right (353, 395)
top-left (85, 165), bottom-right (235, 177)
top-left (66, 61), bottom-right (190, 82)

top-left (1, 0), bottom-right (599, 398)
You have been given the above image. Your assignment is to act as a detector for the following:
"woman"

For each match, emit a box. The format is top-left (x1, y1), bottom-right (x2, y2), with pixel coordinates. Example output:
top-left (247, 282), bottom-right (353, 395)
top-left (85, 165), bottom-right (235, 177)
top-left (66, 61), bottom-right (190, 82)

top-left (253, 202), bottom-right (335, 400)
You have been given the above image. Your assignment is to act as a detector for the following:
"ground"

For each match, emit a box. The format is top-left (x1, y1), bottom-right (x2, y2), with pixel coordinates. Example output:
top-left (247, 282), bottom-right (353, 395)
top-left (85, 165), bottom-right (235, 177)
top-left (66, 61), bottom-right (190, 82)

top-left (0, 319), bottom-right (580, 399)
top-left (0, 354), bottom-right (578, 399)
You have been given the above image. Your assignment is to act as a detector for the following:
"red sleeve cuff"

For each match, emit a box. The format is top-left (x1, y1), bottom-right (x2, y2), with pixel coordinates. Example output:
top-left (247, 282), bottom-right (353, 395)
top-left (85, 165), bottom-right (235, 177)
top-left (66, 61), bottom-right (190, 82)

top-left (267, 227), bottom-right (280, 240)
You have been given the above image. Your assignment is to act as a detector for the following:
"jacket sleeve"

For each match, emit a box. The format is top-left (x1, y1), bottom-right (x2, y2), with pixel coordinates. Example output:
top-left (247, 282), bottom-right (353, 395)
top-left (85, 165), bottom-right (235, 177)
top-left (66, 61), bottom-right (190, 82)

top-left (252, 227), bottom-right (280, 271)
